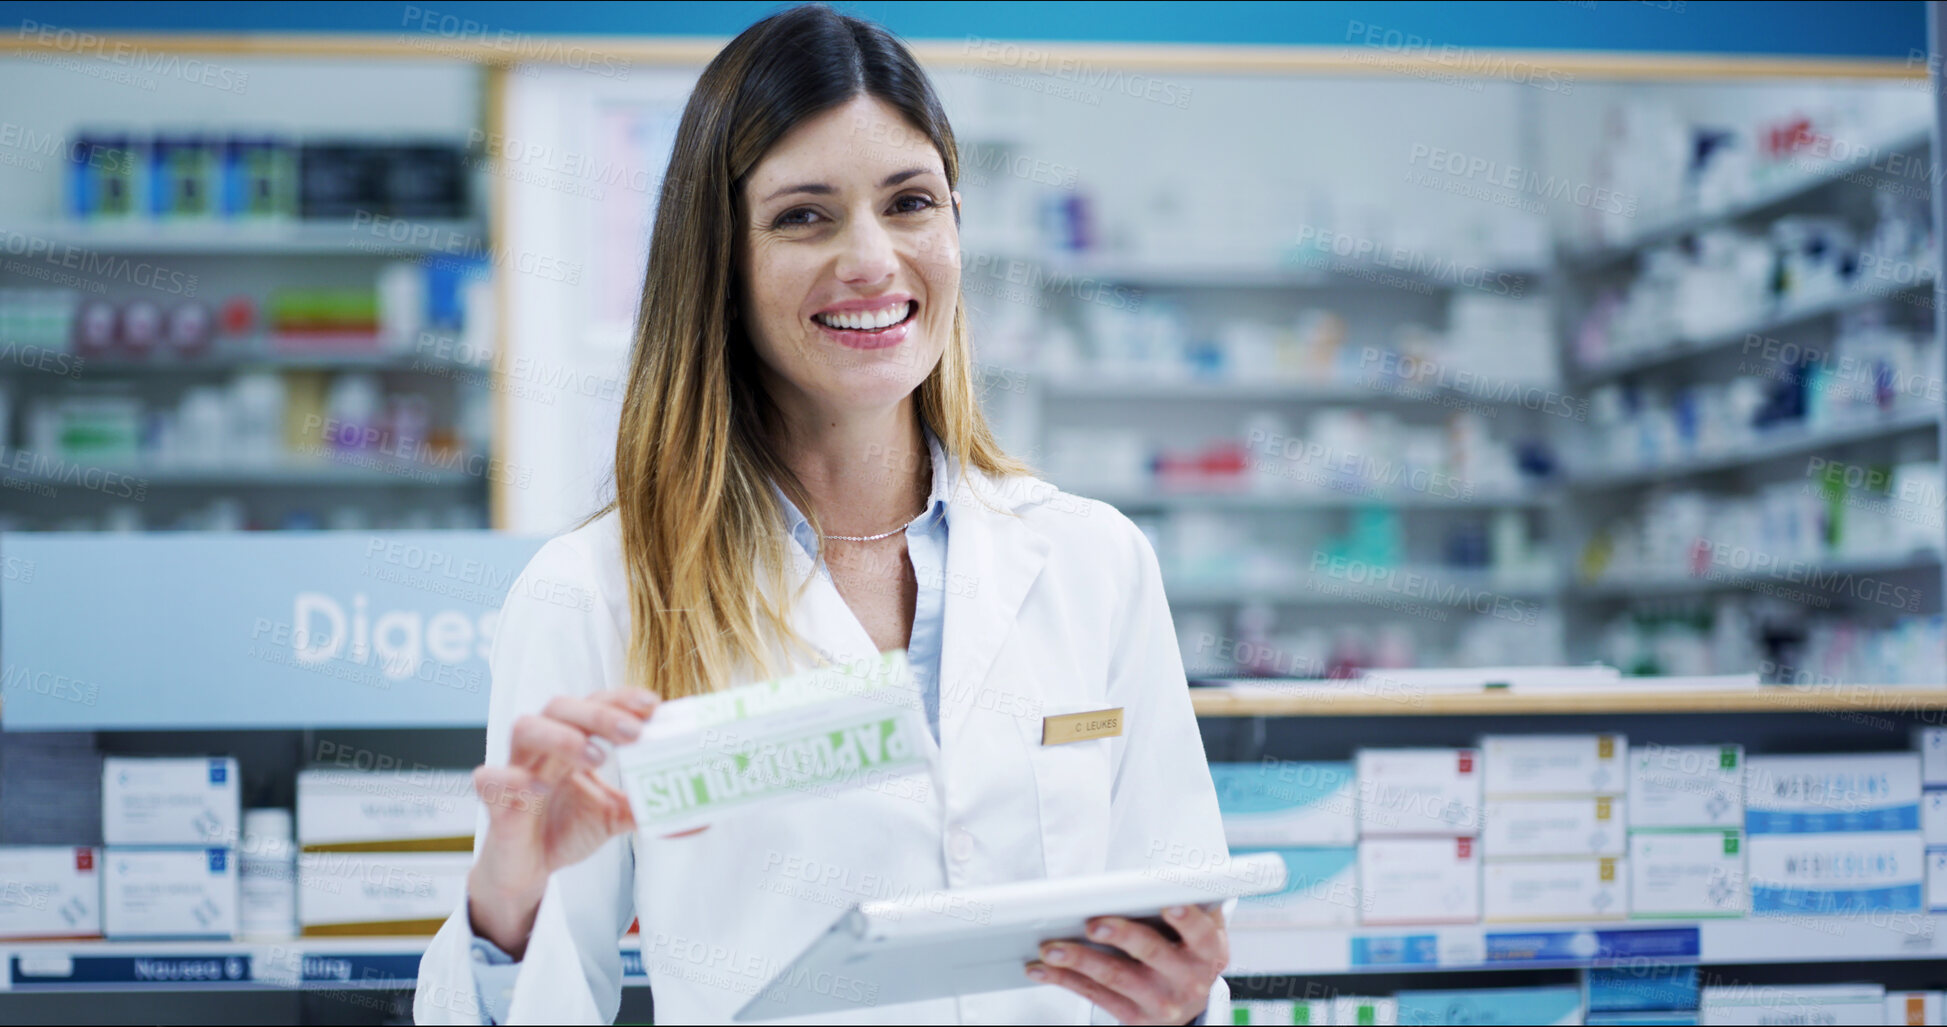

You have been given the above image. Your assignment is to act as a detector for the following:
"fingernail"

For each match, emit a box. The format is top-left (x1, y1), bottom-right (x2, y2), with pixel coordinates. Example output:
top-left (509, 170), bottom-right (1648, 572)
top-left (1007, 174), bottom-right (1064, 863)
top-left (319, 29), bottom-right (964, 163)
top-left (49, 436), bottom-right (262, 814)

top-left (615, 716), bottom-right (642, 741)
top-left (583, 742), bottom-right (606, 766)
top-left (1089, 923), bottom-right (1113, 941)
top-left (1166, 906), bottom-right (1187, 918)
top-left (1025, 966), bottom-right (1047, 982)
top-left (1044, 946), bottom-right (1070, 966)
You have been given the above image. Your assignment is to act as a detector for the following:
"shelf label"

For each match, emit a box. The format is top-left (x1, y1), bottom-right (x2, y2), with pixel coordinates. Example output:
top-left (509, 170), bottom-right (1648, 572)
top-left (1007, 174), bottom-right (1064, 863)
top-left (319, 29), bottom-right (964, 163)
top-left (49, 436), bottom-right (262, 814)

top-left (12, 954), bottom-right (247, 987)
top-left (1350, 934), bottom-right (1439, 967)
top-left (1484, 926), bottom-right (1699, 964)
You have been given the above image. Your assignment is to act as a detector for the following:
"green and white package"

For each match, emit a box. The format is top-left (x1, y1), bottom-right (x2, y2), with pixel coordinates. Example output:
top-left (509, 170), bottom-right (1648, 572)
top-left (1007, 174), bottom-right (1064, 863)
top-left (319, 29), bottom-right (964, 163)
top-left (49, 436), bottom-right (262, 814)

top-left (615, 651), bottom-right (933, 835)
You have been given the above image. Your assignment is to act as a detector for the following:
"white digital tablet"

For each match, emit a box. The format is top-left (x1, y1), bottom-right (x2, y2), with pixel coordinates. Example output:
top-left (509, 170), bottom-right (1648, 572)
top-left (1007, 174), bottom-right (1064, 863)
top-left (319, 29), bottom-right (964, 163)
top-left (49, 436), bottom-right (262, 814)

top-left (731, 852), bottom-right (1288, 1021)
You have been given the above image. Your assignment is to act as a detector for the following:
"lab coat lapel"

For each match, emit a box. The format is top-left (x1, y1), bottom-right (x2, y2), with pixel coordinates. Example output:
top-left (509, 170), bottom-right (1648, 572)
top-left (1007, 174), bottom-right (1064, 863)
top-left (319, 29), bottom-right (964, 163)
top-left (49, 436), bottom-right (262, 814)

top-left (937, 472), bottom-right (1051, 753)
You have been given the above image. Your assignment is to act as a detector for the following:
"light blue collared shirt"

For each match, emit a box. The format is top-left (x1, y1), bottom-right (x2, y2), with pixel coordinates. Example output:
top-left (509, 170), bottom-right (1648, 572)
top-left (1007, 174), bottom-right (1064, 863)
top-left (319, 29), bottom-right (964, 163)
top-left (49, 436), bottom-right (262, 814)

top-left (773, 430), bottom-right (952, 740)
top-left (467, 433), bottom-right (954, 1024)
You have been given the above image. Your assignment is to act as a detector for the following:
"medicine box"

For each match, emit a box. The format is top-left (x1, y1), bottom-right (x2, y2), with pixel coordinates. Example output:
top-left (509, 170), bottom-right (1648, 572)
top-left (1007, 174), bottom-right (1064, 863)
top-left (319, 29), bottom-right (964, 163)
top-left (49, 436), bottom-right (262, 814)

top-left (296, 769), bottom-right (479, 851)
top-left (1629, 745), bottom-right (1743, 829)
top-left (1483, 857), bottom-right (1626, 922)
top-left (102, 847), bottom-right (238, 939)
top-left (1483, 734), bottom-right (1625, 797)
top-left (1210, 761), bottom-right (1356, 847)
top-left (1885, 992), bottom-right (1943, 1027)
top-left (1700, 984), bottom-right (1884, 1026)
top-left (1231, 999), bottom-right (1330, 1024)
top-left (1744, 753), bottom-right (1921, 834)
top-left (297, 850), bottom-right (471, 935)
top-left (1928, 849), bottom-right (1947, 913)
top-left (1587, 965), bottom-right (1699, 1013)
top-left (1747, 832), bottom-right (1925, 915)
top-left (102, 757), bottom-right (240, 846)
top-left (1924, 790), bottom-right (1947, 846)
top-left (1358, 837), bottom-right (1479, 926)
top-left (1229, 848), bottom-right (1359, 928)
top-left (1395, 986), bottom-right (1582, 1027)
top-left (1628, 831), bottom-right (1745, 918)
top-left (1483, 797), bottom-right (1625, 857)
top-left (0, 846), bottom-right (100, 939)
top-left (1921, 727), bottom-right (1947, 787)
top-left (1332, 995), bottom-right (1399, 1026)
top-left (1355, 748), bottom-right (1481, 836)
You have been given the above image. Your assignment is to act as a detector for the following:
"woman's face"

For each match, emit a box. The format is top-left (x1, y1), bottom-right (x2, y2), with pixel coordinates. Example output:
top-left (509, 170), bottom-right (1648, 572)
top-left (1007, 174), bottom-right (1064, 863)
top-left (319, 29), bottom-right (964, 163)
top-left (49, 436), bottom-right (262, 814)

top-left (740, 93), bottom-right (961, 422)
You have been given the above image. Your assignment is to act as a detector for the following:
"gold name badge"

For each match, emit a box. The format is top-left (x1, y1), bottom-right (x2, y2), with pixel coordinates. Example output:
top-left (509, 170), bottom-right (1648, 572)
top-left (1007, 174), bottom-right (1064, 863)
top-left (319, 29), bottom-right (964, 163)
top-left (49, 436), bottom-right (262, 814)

top-left (1042, 708), bottom-right (1125, 745)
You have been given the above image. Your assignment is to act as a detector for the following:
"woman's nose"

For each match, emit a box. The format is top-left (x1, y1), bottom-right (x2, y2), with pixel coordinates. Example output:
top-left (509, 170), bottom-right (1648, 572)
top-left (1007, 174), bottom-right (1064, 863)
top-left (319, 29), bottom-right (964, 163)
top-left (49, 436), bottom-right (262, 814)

top-left (833, 215), bottom-right (898, 286)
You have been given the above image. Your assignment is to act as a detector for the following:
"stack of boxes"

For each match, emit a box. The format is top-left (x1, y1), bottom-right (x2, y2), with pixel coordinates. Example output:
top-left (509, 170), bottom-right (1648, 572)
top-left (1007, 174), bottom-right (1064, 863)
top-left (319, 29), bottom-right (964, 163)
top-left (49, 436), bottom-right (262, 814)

top-left (1743, 753), bottom-right (1925, 918)
top-left (99, 757), bottom-right (240, 939)
top-left (0, 734), bottom-right (103, 942)
top-left (1355, 748), bottom-right (1482, 926)
top-left (1479, 735), bottom-right (1627, 922)
top-left (1211, 760), bottom-right (1359, 929)
top-left (1627, 744), bottom-right (1746, 919)
top-left (295, 768), bottom-right (478, 936)
top-left (1925, 728), bottom-right (1947, 917)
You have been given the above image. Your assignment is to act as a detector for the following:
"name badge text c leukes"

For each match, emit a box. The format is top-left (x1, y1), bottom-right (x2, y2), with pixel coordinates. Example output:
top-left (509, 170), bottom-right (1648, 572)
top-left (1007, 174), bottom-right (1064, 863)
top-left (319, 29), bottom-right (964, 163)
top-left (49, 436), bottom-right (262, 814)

top-left (1042, 707), bottom-right (1124, 745)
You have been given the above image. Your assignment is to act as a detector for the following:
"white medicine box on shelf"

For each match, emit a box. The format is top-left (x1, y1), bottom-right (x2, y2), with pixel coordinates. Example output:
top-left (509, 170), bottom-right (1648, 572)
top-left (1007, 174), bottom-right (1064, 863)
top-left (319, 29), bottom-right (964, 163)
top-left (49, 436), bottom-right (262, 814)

top-left (1482, 856), bottom-right (1627, 922)
top-left (102, 847), bottom-right (239, 940)
top-left (1482, 796), bottom-right (1625, 857)
top-left (1628, 830), bottom-right (1747, 919)
top-left (101, 756), bottom-right (241, 847)
top-left (1629, 744), bottom-right (1744, 829)
top-left (296, 850), bottom-right (471, 936)
top-left (1210, 761), bottom-right (1356, 847)
top-left (296, 768), bottom-right (479, 851)
top-left (0, 846), bottom-right (101, 940)
top-left (1482, 734), bottom-right (1626, 797)
top-left (1357, 836), bottom-right (1481, 926)
top-left (1355, 748), bottom-right (1481, 836)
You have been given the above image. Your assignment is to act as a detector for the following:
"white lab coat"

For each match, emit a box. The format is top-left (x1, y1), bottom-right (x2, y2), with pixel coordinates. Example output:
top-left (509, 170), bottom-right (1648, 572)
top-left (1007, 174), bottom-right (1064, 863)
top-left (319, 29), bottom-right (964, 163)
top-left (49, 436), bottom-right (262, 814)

top-left (413, 464), bottom-right (1233, 1025)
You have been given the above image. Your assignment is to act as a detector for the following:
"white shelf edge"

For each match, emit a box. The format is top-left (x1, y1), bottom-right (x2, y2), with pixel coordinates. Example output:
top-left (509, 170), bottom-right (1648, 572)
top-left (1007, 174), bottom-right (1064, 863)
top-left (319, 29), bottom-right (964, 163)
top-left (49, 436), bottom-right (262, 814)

top-left (1566, 406), bottom-right (1943, 490)
top-left (1229, 913), bottom-right (1947, 976)
top-left (0, 220), bottom-right (487, 256)
top-left (1572, 271), bottom-right (1938, 385)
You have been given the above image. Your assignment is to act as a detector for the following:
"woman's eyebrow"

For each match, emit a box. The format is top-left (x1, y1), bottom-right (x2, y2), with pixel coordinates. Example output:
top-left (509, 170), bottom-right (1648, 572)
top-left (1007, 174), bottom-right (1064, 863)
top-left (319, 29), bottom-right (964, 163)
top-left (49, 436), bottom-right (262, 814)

top-left (760, 166), bottom-right (941, 203)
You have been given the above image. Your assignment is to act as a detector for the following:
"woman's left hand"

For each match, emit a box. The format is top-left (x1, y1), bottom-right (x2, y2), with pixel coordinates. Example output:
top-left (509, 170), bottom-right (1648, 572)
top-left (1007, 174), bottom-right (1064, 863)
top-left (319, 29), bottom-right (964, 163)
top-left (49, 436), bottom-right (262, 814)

top-left (1025, 905), bottom-right (1228, 1025)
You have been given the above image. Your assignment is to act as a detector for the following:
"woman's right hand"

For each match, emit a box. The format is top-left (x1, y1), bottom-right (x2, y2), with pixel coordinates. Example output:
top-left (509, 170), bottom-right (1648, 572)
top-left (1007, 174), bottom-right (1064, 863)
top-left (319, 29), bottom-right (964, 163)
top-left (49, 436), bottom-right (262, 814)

top-left (466, 687), bottom-right (659, 958)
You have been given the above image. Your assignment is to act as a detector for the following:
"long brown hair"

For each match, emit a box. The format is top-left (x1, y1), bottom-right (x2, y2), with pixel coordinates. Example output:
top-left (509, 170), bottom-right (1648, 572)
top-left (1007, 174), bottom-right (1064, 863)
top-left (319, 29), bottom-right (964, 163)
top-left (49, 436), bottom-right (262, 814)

top-left (605, 4), bottom-right (1028, 699)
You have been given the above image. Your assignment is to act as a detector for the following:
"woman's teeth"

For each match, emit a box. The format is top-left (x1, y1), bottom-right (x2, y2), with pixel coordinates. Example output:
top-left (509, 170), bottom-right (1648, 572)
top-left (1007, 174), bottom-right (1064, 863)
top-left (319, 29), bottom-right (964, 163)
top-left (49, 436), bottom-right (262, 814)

top-left (815, 301), bottom-right (912, 331)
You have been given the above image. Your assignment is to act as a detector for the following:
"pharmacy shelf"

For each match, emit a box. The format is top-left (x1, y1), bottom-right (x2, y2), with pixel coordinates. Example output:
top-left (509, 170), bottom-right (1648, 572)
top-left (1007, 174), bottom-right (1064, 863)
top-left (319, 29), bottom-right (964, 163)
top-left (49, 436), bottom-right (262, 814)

top-left (1560, 127), bottom-right (1931, 271)
top-left (1228, 913), bottom-right (1947, 977)
top-left (1188, 682), bottom-right (1947, 717)
top-left (992, 252), bottom-right (1542, 293)
top-left (1035, 375), bottom-right (1543, 407)
top-left (11, 916), bottom-right (1944, 992)
top-left (1077, 487), bottom-right (1555, 511)
top-left (0, 221), bottom-right (487, 256)
top-left (1572, 270), bottom-right (1937, 384)
top-left (0, 936), bottom-right (655, 993)
top-left (1165, 569), bottom-right (1560, 606)
top-left (0, 351), bottom-right (448, 375)
top-left (1572, 549), bottom-right (1944, 599)
top-left (0, 457), bottom-right (480, 488)
top-left (1565, 405), bottom-right (1942, 490)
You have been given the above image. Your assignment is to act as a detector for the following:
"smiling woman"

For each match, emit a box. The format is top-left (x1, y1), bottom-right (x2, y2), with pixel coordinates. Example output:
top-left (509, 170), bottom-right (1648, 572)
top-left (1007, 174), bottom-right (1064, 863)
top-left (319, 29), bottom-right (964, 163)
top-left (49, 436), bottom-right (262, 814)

top-left (413, 4), bottom-right (1234, 1025)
